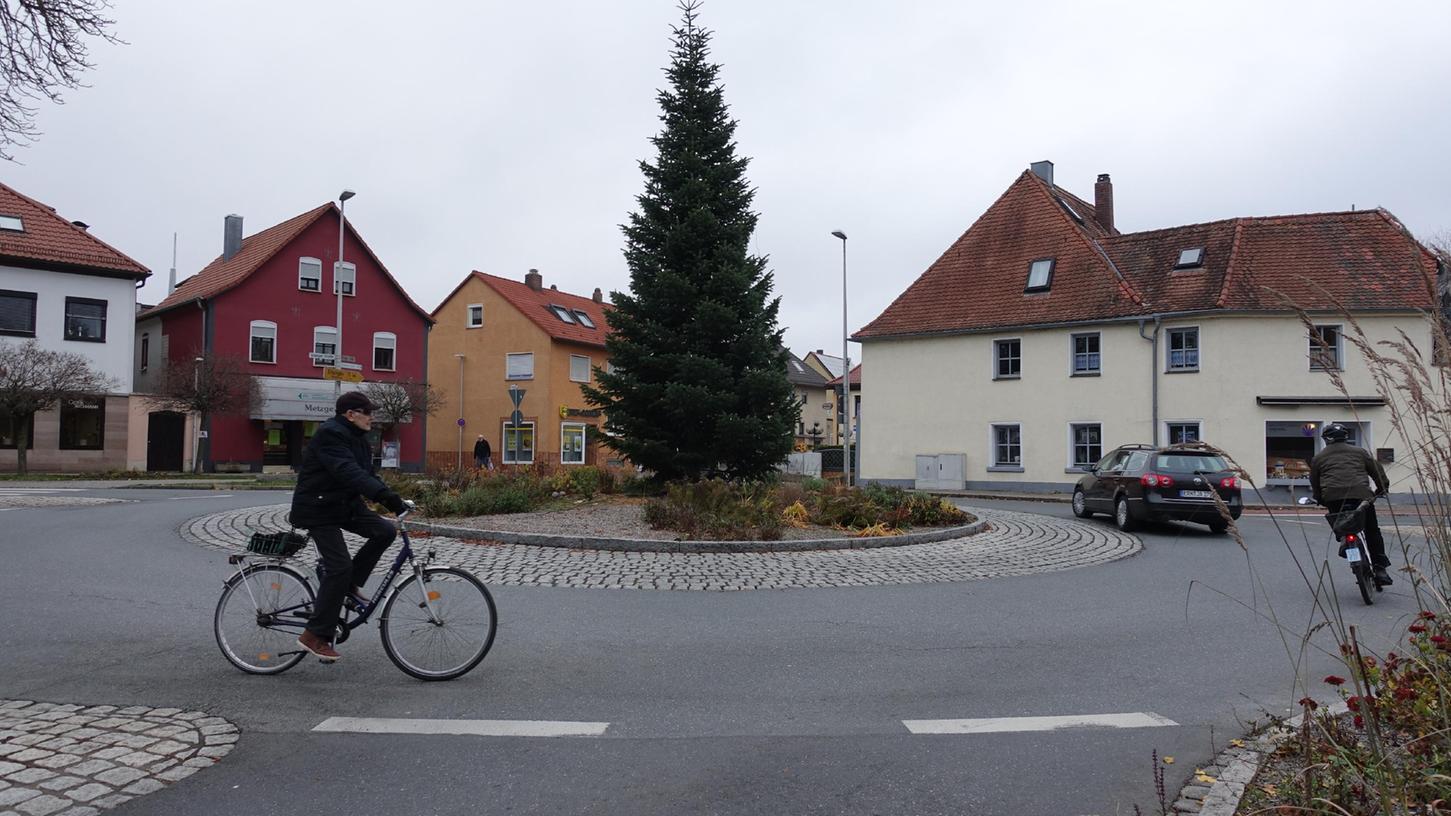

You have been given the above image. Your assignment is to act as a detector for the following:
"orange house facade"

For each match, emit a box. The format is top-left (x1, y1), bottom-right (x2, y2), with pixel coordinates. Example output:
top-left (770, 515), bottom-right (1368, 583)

top-left (427, 269), bottom-right (613, 470)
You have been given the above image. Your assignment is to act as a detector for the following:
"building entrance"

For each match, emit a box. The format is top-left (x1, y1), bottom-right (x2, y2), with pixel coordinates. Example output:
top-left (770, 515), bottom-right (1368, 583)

top-left (262, 420), bottom-right (320, 470)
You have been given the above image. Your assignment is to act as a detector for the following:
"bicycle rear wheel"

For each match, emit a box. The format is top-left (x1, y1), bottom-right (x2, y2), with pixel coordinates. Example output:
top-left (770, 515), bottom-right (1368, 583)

top-left (380, 567), bottom-right (497, 681)
top-left (1354, 561), bottom-right (1375, 606)
top-left (215, 564), bottom-right (315, 674)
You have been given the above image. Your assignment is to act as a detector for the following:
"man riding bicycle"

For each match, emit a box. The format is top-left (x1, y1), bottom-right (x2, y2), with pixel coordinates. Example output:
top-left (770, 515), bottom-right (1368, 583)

top-left (290, 392), bottom-right (409, 661)
top-left (1309, 422), bottom-right (1392, 586)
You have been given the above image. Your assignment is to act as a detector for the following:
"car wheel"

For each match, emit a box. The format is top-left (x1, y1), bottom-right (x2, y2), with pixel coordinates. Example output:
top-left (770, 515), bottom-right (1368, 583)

top-left (1208, 520), bottom-right (1229, 534)
top-left (1072, 489), bottom-right (1093, 519)
top-left (1114, 497), bottom-right (1137, 532)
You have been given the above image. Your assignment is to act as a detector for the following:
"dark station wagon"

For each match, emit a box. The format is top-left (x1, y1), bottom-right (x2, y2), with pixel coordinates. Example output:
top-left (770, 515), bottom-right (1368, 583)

top-left (1072, 444), bottom-right (1243, 533)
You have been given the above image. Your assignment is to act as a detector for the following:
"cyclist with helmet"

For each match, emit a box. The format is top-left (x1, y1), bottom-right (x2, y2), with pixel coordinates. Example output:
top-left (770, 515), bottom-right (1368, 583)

top-left (1309, 422), bottom-right (1392, 586)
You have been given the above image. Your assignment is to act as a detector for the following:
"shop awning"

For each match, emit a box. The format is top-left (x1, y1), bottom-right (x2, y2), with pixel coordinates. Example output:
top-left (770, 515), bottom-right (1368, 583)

top-left (1256, 396), bottom-right (1386, 408)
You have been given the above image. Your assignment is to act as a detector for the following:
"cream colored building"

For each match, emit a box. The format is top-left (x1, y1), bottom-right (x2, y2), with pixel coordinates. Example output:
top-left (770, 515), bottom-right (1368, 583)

top-left (854, 162), bottom-right (1441, 497)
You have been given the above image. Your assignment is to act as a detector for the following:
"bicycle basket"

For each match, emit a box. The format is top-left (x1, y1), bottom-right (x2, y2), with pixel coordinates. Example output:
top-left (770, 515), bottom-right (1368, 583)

top-left (1326, 507), bottom-right (1367, 537)
top-left (245, 530), bottom-right (309, 558)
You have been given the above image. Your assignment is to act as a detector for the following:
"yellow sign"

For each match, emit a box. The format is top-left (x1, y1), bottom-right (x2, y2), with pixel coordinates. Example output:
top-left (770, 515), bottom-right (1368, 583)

top-left (323, 366), bottom-right (364, 383)
top-left (559, 404), bottom-right (569, 419)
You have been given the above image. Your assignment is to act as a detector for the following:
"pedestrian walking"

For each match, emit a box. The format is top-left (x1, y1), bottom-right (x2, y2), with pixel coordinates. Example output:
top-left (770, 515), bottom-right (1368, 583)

top-left (474, 434), bottom-right (493, 470)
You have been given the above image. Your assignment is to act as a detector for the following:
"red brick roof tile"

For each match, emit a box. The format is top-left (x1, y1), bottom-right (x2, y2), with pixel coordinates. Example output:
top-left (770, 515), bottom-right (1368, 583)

top-left (855, 172), bottom-right (1436, 340)
top-left (827, 363), bottom-right (861, 388)
top-left (472, 272), bottom-right (611, 348)
top-left (0, 181), bottom-right (149, 278)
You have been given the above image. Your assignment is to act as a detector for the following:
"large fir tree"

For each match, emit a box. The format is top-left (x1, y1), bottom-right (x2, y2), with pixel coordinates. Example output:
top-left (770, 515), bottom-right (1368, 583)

top-left (584, 1), bottom-right (798, 481)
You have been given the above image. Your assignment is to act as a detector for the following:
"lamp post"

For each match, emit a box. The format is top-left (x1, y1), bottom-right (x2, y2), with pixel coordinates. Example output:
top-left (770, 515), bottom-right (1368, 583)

top-left (831, 230), bottom-right (851, 487)
top-left (334, 189), bottom-right (355, 398)
top-left (455, 353), bottom-right (466, 470)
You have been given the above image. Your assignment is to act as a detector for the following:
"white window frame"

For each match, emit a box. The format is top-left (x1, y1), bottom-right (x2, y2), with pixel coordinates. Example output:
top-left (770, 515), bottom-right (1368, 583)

top-left (993, 338), bottom-right (1022, 380)
top-left (506, 352), bottom-right (534, 380)
top-left (1164, 420), bottom-right (1203, 446)
top-left (1067, 422), bottom-right (1103, 471)
top-left (560, 422), bottom-right (587, 465)
top-left (1166, 326), bottom-right (1200, 372)
top-left (1070, 332), bottom-right (1101, 375)
top-left (989, 422), bottom-right (1023, 471)
top-left (312, 326), bottom-right (338, 366)
top-left (298, 257), bottom-right (322, 292)
top-left (501, 420), bottom-right (535, 464)
top-left (333, 261), bottom-right (356, 296)
top-left (249, 320), bottom-right (278, 365)
top-left (372, 331), bottom-right (397, 372)
top-left (467, 303), bottom-right (483, 328)
top-left (1309, 324), bottom-right (1343, 372)
top-left (569, 354), bottom-right (591, 383)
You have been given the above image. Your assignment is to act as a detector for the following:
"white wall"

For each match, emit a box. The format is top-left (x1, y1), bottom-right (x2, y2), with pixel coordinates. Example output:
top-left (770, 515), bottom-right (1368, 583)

top-left (0, 264), bottom-right (139, 393)
top-left (860, 313), bottom-right (1433, 493)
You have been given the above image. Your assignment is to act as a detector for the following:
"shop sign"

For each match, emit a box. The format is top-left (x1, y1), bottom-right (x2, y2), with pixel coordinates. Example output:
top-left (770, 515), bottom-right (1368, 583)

top-left (559, 406), bottom-right (602, 419)
top-left (253, 376), bottom-right (364, 421)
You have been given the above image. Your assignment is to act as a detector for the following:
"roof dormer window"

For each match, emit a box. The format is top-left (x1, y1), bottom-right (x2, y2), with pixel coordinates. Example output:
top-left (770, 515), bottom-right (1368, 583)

top-left (1175, 247), bottom-right (1205, 269)
top-left (549, 305), bottom-right (576, 324)
top-left (0, 215), bottom-right (23, 232)
top-left (571, 309), bottom-right (596, 328)
top-left (1025, 258), bottom-right (1055, 292)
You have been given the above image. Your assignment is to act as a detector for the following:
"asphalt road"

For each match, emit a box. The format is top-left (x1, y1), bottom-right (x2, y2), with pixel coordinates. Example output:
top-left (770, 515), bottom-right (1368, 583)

top-left (0, 487), bottom-right (1429, 815)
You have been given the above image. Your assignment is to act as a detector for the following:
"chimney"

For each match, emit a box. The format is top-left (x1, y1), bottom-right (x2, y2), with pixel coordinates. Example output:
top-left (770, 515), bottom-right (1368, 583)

top-left (70, 220), bottom-right (89, 231)
top-left (1030, 160), bottom-right (1054, 186)
top-left (550, 284), bottom-right (558, 290)
top-left (223, 214), bottom-right (243, 261)
top-left (525, 268), bottom-right (542, 290)
top-left (1094, 173), bottom-right (1114, 233)
top-left (592, 288), bottom-right (603, 303)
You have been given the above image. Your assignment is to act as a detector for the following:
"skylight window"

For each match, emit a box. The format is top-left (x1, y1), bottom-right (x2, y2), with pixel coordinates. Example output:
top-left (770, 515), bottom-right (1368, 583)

top-left (1056, 197), bottom-right (1084, 224)
top-left (1025, 258), bottom-right (1055, 292)
top-left (571, 310), bottom-right (596, 328)
top-left (1175, 247), bottom-right (1205, 269)
top-left (0, 215), bottom-right (23, 232)
top-left (549, 305), bottom-right (575, 324)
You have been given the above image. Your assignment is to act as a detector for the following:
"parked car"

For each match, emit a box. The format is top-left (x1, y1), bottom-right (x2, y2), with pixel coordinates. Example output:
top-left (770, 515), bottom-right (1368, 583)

top-left (1071, 444), bottom-right (1243, 533)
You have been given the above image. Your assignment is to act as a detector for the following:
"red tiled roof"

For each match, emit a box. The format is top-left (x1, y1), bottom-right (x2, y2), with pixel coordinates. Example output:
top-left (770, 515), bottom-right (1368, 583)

top-left (142, 203), bottom-right (431, 322)
top-left (827, 363), bottom-right (861, 388)
top-left (855, 171), bottom-right (1436, 340)
top-left (0, 181), bottom-right (148, 278)
top-left (471, 272), bottom-right (611, 348)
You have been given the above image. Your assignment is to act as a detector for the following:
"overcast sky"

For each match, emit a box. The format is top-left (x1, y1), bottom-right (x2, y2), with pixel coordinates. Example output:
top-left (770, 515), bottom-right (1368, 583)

top-left (7, 0), bottom-right (1450, 359)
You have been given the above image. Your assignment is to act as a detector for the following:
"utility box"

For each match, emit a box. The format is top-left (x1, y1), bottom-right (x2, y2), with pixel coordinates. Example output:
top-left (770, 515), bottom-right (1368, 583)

top-left (915, 453), bottom-right (966, 491)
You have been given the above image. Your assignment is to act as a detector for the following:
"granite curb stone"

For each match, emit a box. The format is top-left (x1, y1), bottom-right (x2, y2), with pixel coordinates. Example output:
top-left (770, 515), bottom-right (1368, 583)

top-left (0, 701), bottom-right (237, 815)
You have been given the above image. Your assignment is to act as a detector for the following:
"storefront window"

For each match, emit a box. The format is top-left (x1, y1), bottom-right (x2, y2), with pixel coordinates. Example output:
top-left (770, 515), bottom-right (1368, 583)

top-left (1, 413), bottom-right (34, 449)
top-left (1265, 420), bottom-right (1367, 482)
top-left (59, 397), bottom-right (105, 450)
top-left (561, 423), bottom-right (586, 464)
top-left (502, 422), bottom-right (535, 464)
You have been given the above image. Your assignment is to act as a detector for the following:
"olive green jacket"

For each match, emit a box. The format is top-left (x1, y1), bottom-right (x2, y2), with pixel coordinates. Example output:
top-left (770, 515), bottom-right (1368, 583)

top-left (1309, 442), bottom-right (1388, 504)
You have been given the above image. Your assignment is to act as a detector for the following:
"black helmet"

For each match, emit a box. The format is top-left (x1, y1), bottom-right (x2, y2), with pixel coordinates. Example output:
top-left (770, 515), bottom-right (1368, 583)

top-left (1322, 422), bottom-right (1351, 443)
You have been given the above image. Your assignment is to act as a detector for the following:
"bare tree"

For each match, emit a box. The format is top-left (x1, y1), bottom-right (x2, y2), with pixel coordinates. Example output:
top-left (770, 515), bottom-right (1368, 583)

top-left (0, 0), bottom-right (121, 160)
top-left (151, 353), bottom-right (261, 472)
top-left (362, 378), bottom-right (441, 439)
top-left (0, 339), bottom-right (114, 473)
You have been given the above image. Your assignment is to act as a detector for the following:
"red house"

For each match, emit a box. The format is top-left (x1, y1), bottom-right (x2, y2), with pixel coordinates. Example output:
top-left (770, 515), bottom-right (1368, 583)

top-left (136, 204), bottom-right (432, 471)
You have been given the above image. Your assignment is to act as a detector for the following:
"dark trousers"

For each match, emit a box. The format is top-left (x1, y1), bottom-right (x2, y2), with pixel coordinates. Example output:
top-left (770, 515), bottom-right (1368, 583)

top-left (1326, 498), bottom-right (1390, 568)
top-left (305, 510), bottom-right (397, 639)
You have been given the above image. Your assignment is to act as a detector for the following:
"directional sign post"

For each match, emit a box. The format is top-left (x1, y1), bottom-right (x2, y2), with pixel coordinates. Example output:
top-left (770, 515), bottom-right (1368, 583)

top-left (507, 386), bottom-right (526, 465)
top-left (323, 366), bottom-right (364, 383)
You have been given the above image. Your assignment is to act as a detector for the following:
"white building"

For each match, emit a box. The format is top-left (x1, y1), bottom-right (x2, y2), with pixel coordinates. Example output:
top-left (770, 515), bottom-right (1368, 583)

top-left (855, 162), bottom-right (1442, 497)
top-left (0, 181), bottom-right (151, 471)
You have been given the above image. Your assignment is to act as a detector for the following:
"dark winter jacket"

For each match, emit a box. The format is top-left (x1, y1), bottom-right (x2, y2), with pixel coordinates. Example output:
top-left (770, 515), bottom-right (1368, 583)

top-left (289, 416), bottom-right (400, 528)
top-left (473, 438), bottom-right (491, 459)
top-left (1310, 441), bottom-right (1389, 504)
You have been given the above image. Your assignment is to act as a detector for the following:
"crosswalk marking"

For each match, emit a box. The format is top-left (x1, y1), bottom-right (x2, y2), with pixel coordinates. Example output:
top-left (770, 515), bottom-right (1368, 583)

top-left (902, 712), bottom-right (1178, 734)
top-left (313, 717), bottom-right (610, 737)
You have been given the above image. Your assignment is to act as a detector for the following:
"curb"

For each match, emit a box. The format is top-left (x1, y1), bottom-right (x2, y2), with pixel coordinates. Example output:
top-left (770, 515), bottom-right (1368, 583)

top-left (1170, 702), bottom-right (1348, 815)
top-left (406, 518), bottom-right (989, 553)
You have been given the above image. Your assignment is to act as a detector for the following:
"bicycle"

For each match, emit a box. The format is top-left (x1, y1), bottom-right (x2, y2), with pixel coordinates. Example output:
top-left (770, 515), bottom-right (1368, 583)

top-left (1298, 494), bottom-right (1389, 605)
top-left (213, 506), bottom-right (498, 680)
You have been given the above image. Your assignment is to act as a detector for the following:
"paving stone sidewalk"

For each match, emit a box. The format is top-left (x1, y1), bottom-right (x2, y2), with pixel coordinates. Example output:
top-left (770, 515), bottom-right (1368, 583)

top-left (0, 700), bottom-right (237, 816)
top-left (181, 504), bottom-right (1141, 591)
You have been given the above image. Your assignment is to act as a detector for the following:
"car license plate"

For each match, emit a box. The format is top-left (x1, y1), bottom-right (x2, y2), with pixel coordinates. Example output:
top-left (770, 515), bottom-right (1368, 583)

top-left (1346, 547), bottom-right (1362, 563)
top-left (1180, 490), bottom-right (1212, 499)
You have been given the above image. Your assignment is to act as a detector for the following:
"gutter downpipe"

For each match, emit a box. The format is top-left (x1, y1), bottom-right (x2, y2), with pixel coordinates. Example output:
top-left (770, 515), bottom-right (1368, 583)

top-left (1138, 315), bottom-right (1162, 446)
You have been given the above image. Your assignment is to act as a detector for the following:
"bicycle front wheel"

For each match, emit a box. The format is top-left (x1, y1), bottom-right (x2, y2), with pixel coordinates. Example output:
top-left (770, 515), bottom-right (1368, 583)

top-left (215, 564), bottom-right (316, 674)
top-left (380, 567), bottom-right (497, 681)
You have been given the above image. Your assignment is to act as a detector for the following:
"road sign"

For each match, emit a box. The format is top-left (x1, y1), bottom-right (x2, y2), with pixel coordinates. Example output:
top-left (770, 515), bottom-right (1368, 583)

top-left (509, 387), bottom-right (526, 407)
top-left (457, 417), bottom-right (466, 427)
top-left (509, 410), bottom-right (524, 426)
top-left (308, 352), bottom-right (335, 364)
top-left (323, 366), bottom-right (364, 383)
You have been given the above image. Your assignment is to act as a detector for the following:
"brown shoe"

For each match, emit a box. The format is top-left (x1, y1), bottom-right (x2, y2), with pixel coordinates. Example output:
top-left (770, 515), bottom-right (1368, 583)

top-left (297, 631), bottom-right (341, 661)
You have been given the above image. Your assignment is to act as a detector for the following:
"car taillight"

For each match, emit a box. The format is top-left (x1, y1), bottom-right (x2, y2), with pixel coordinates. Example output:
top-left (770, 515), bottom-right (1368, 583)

top-left (1220, 476), bottom-right (1240, 489)
top-left (1140, 473), bottom-right (1173, 487)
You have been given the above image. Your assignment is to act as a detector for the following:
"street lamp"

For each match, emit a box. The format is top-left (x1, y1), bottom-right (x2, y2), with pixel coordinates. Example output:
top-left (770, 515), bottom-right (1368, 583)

top-left (454, 353), bottom-right (466, 470)
top-left (831, 230), bottom-right (851, 487)
top-left (334, 189), bottom-right (355, 398)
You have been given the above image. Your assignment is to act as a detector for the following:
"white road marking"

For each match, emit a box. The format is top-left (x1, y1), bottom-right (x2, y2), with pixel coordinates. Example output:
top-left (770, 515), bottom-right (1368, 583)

top-left (167, 494), bottom-right (235, 500)
top-left (312, 717), bottom-right (610, 737)
top-left (902, 712), bottom-right (1178, 734)
top-left (0, 488), bottom-right (85, 494)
